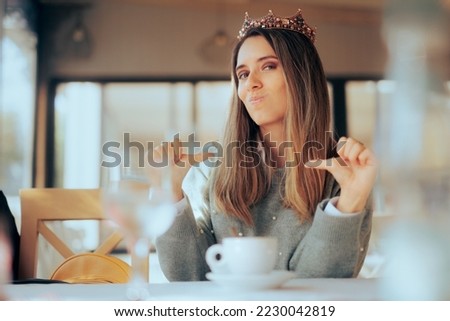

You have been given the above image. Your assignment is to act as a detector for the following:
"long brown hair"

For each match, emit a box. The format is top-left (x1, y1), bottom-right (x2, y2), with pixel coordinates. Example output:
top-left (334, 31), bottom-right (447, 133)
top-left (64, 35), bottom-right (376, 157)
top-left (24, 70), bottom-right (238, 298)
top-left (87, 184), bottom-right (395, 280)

top-left (212, 28), bottom-right (334, 226)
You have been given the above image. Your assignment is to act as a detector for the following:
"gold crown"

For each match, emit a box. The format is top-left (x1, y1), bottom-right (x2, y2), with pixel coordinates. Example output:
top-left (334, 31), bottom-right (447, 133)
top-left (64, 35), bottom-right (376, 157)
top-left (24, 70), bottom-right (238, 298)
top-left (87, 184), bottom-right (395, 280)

top-left (237, 9), bottom-right (316, 43)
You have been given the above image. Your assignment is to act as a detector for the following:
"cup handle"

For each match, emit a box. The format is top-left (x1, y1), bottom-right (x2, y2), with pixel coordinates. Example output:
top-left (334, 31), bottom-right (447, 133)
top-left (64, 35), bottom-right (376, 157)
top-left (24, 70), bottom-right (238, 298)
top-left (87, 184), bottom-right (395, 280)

top-left (205, 244), bottom-right (227, 273)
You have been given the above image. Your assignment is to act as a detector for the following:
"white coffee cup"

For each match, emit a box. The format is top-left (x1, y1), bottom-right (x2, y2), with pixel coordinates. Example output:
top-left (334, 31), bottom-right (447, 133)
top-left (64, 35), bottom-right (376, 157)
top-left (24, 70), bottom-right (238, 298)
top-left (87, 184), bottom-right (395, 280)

top-left (205, 236), bottom-right (278, 275)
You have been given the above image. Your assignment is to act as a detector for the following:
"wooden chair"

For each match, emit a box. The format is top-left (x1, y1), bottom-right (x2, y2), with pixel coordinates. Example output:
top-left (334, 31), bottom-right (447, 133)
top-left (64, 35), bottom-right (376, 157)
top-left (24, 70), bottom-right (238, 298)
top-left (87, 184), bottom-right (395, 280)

top-left (18, 188), bottom-right (149, 282)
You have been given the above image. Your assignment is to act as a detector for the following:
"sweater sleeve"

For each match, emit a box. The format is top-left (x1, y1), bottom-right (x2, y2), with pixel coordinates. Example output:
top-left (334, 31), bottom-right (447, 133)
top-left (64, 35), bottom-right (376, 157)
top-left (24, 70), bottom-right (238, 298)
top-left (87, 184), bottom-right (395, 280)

top-left (289, 192), bottom-right (373, 278)
top-left (155, 164), bottom-right (215, 281)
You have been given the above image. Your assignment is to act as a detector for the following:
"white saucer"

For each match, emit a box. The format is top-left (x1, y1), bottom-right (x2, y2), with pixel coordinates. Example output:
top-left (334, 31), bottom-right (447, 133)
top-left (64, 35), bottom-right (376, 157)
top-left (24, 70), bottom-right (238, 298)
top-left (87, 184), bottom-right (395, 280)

top-left (206, 270), bottom-right (295, 291)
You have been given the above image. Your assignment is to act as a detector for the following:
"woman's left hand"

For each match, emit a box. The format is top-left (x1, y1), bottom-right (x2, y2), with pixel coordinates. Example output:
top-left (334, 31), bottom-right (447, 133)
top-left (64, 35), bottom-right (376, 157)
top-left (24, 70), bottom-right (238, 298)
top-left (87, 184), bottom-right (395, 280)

top-left (308, 137), bottom-right (378, 213)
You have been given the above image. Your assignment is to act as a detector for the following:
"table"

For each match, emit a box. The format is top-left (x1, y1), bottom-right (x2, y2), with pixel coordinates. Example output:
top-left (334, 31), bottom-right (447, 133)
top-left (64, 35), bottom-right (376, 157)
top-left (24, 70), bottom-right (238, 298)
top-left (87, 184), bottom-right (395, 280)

top-left (2, 278), bottom-right (380, 301)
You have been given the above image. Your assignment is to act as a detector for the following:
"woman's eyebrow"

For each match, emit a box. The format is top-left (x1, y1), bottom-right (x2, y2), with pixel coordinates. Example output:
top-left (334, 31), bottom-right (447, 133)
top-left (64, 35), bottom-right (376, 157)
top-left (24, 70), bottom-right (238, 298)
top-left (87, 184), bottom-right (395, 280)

top-left (235, 55), bottom-right (278, 73)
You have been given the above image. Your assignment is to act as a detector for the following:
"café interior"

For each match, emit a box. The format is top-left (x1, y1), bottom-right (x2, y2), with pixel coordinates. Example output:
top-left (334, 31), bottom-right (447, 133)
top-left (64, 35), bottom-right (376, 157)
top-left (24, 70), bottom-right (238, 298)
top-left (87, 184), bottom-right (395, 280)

top-left (0, 0), bottom-right (449, 300)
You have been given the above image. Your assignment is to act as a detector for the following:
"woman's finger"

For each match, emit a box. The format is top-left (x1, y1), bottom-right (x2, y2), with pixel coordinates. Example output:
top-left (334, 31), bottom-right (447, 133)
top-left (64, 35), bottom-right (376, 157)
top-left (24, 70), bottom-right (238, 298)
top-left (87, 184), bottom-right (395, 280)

top-left (180, 152), bottom-right (215, 167)
top-left (336, 136), bottom-right (351, 160)
top-left (357, 148), bottom-right (377, 166)
top-left (171, 137), bottom-right (182, 163)
top-left (305, 156), bottom-right (348, 172)
top-left (152, 144), bottom-right (166, 163)
top-left (346, 142), bottom-right (365, 165)
top-left (337, 137), bottom-right (365, 161)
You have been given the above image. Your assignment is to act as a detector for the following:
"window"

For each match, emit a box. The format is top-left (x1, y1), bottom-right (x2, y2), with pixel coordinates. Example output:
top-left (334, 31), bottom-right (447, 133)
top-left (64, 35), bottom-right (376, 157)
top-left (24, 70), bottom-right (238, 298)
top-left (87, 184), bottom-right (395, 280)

top-left (52, 80), bottom-right (232, 188)
top-left (54, 82), bottom-right (102, 188)
top-left (0, 14), bottom-right (36, 196)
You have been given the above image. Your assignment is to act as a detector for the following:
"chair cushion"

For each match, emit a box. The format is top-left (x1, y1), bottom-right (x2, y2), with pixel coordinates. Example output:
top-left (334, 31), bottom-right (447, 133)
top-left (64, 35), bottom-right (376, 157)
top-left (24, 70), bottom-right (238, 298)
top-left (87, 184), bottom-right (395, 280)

top-left (50, 253), bottom-right (132, 284)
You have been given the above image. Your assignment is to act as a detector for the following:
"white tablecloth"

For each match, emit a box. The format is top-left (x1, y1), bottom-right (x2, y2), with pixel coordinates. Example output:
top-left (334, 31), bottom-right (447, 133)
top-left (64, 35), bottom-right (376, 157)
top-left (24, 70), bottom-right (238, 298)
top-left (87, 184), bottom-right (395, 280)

top-left (3, 278), bottom-right (380, 301)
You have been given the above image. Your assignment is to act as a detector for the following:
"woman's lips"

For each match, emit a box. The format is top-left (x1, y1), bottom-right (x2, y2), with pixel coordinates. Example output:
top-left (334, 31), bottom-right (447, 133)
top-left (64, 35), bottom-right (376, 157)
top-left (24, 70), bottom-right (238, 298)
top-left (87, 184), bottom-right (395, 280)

top-left (248, 95), bottom-right (266, 105)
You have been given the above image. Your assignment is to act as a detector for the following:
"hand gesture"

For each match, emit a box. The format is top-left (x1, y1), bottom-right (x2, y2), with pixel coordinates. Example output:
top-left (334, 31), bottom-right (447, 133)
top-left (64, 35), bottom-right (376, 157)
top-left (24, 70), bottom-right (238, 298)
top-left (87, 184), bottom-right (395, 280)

top-left (147, 137), bottom-right (212, 202)
top-left (308, 137), bottom-right (378, 213)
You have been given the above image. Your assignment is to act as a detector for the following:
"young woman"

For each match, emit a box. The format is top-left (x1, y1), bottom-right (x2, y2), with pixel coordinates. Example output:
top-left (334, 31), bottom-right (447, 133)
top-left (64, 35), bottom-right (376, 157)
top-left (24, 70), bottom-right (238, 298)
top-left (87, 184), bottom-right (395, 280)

top-left (154, 10), bottom-right (377, 281)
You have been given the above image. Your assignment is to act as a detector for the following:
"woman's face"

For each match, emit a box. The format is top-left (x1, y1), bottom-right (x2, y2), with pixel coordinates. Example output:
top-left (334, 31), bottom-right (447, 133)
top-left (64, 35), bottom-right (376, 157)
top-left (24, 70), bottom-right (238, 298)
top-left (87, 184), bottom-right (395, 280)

top-left (235, 35), bottom-right (288, 134)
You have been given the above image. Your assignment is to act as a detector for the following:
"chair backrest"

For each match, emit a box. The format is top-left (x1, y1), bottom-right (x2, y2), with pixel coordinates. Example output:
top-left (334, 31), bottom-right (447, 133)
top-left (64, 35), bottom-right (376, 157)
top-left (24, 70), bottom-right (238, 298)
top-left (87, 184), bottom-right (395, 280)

top-left (18, 188), bottom-right (149, 282)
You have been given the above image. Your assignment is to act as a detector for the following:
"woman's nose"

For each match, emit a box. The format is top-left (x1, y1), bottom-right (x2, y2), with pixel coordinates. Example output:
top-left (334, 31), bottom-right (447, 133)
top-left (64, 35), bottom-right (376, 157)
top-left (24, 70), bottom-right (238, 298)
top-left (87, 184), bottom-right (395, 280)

top-left (246, 71), bottom-right (262, 90)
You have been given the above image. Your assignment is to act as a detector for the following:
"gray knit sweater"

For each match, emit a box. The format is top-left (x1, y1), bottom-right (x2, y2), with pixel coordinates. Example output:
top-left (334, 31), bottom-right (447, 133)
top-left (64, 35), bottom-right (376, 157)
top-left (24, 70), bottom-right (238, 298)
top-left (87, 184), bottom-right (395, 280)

top-left (155, 163), bottom-right (372, 281)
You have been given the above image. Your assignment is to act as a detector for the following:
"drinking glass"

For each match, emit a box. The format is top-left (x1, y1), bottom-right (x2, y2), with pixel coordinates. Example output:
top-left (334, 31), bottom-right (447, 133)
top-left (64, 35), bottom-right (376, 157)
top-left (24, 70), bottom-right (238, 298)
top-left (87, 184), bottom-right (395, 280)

top-left (102, 165), bottom-right (176, 300)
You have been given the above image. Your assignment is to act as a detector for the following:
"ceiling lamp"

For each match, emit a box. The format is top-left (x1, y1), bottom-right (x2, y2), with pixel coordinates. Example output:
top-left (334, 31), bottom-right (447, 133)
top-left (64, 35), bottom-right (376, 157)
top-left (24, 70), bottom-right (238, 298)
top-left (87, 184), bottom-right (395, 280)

top-left (61, 9), bottom-right (92, 58)
top-left (198, 3), bottom-right (235, 66)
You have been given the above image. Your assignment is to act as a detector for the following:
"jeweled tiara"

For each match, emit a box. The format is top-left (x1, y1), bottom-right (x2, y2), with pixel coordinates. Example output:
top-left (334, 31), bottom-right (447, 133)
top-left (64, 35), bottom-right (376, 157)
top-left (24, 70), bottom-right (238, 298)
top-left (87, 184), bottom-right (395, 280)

top-left (237, 9), bottom-right (316, 43)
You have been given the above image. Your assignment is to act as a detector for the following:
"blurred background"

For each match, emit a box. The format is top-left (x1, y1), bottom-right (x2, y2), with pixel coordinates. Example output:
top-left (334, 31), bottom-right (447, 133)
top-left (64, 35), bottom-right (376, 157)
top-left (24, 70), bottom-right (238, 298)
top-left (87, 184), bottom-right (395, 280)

top-left (1, 0), bottom-right (449, 285)
top-left (1, 0), bottom-right (392, 195)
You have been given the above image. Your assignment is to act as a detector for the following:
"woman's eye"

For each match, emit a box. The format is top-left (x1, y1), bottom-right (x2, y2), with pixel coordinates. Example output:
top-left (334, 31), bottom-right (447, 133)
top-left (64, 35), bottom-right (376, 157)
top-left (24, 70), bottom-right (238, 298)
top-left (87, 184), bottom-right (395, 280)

top-left (263, 64), bottom-right (276, 70)
top-left (237, 72), bottom-right (249, 80)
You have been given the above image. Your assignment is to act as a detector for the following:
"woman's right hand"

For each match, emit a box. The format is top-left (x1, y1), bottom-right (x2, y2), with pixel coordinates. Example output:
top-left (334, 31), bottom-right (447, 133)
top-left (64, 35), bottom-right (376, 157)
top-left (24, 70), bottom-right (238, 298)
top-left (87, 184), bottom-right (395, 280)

top-left (147, 138), bottom-right (212, 202)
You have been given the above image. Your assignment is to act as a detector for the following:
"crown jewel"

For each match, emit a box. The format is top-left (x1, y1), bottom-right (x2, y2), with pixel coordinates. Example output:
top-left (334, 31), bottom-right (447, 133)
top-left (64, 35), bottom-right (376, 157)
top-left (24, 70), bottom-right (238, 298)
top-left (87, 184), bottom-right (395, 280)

top-left (238, 9), bottom-right (316, 43)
